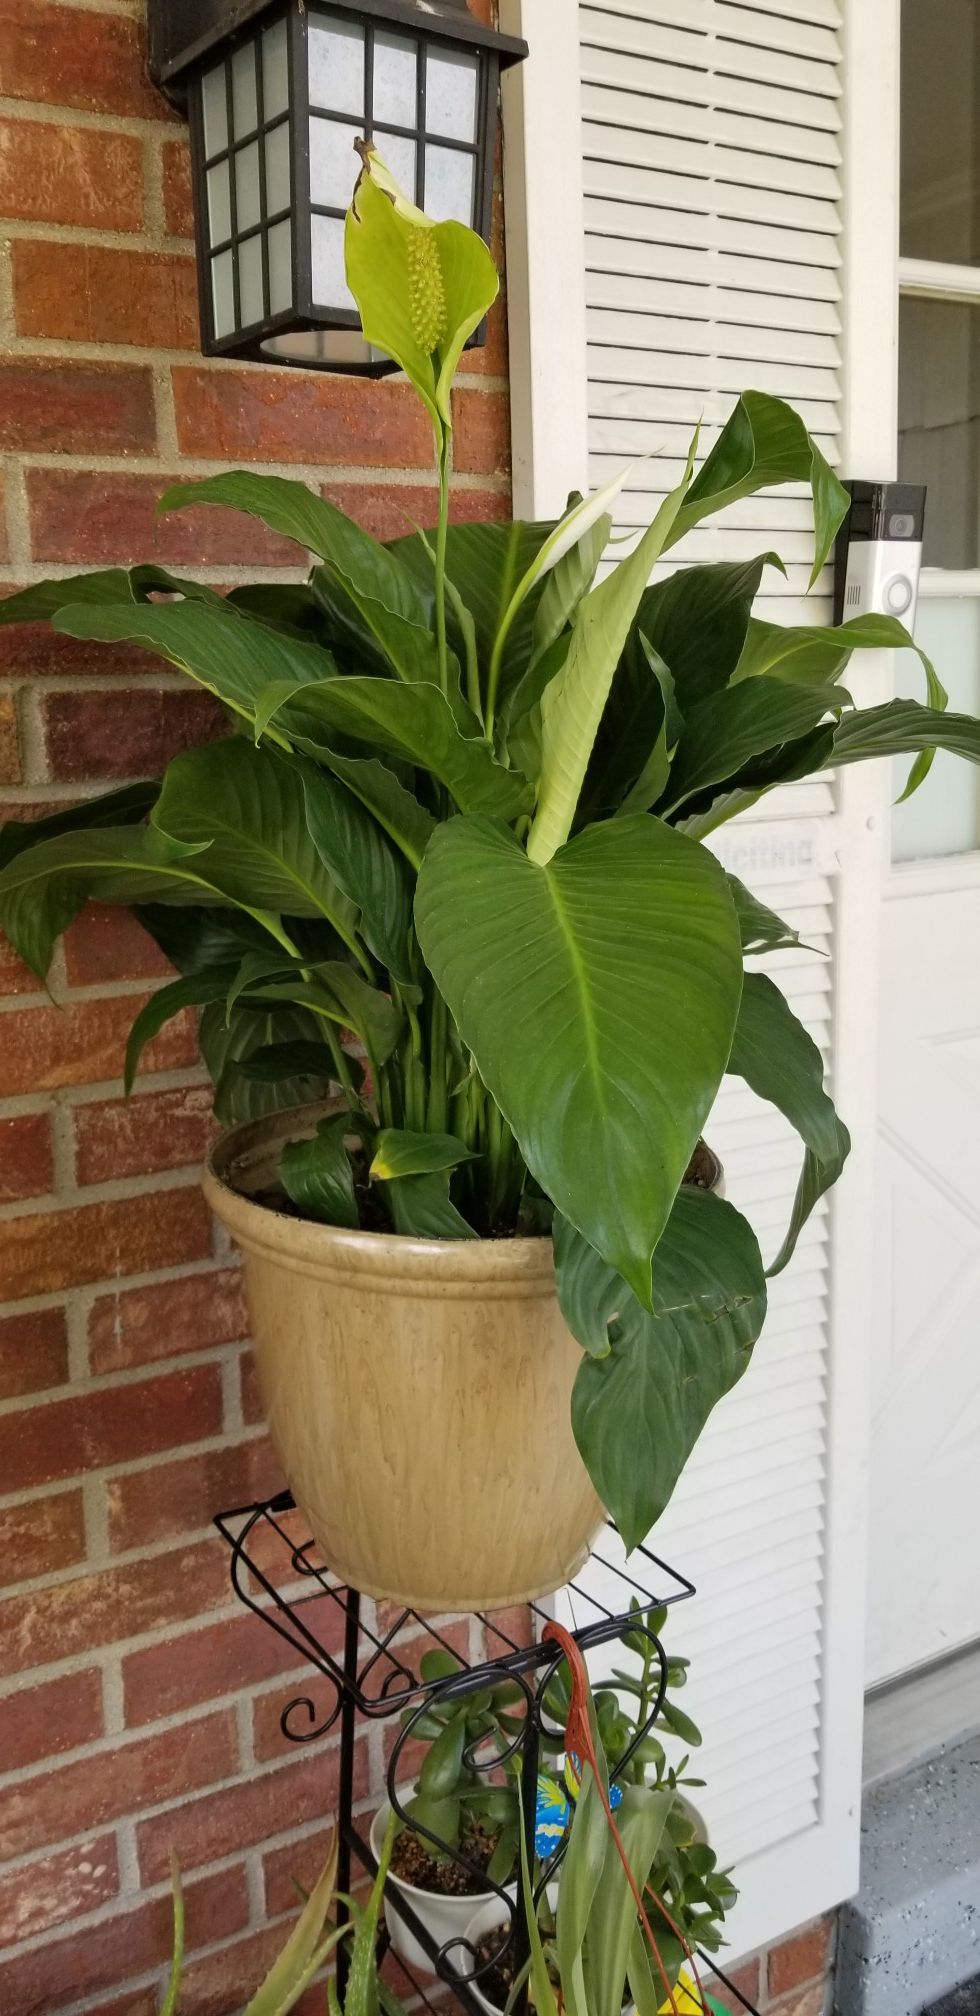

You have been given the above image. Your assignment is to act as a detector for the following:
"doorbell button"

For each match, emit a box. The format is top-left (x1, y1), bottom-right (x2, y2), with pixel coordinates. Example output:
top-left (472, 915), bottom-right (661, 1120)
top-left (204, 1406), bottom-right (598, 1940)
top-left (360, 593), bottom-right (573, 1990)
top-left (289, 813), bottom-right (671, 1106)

top-left (884, 574), bottom-right (913, 615)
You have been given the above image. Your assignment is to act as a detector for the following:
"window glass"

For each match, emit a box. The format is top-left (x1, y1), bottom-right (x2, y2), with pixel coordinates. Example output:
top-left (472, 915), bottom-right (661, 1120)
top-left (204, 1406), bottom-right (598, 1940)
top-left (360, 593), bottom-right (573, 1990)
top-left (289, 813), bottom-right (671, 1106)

top-left (898, 296), bottom-right (980, 568)
top-left (893, 598), bottom-right (980, 858)
top-left (309, 19), bottom-right (365, 116)
top-left (901, 0), bottom-right (980, 262)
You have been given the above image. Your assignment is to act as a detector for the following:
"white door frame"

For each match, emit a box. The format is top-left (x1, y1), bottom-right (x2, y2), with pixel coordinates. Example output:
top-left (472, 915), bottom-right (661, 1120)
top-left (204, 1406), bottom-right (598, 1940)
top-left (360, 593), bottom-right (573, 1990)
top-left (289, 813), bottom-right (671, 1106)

top-left (498, 0), bottom-right (902, 1954)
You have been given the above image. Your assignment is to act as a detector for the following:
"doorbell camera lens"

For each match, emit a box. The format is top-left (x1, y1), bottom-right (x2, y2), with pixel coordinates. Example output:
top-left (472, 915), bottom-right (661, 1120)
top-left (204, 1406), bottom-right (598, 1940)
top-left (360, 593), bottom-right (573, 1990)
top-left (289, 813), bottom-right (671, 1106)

top-left (888, 512), bottom-right (916, 538)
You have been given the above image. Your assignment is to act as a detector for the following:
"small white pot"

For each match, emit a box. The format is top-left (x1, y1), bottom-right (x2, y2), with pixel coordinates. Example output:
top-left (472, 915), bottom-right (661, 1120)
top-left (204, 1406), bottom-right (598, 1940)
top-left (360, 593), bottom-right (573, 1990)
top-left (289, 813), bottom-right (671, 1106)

top-left (371, 1794), bottom-right (502, 1978)
top-left (456, 1896), bottom-right (517, 2016)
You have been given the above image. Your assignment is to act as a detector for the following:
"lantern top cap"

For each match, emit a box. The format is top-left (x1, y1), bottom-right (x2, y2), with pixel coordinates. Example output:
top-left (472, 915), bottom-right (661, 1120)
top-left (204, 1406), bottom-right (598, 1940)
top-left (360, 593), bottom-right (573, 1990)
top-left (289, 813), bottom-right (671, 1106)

top-left (150, 0), bottom-right (528, 95)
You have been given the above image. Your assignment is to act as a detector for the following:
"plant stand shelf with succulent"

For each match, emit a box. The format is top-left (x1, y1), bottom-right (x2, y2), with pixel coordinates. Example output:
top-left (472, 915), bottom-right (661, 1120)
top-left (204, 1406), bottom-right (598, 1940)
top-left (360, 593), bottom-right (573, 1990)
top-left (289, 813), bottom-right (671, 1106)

top-left (212, 1488), bottom-right (759, 2016)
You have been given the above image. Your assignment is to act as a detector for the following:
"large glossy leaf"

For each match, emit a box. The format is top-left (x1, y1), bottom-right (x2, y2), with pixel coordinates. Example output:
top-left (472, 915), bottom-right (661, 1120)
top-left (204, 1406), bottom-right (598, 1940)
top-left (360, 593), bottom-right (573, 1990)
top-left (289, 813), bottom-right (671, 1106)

top-left (160, 470), bottom-right (448, 690)
top-left (727, 875), bottom-right (802, 955)
top-left (370, 1129), bottom-right (474, 1180)
top-left (587, 1787), bottom-right (675, 2016)
top-left (280, 1115), bottom-right (360, 1228)
top-left (386, 1170), bottom-right (478, 1239)
top-left (296, 758), bottom-right (413, 980)
top-left (0, 782), bottom-right (159, 871)
top-left (734, 608), bottom-right (942, 693)
top-left (124, 966), bottom-right (239, 1092)
top-left (249, 963), bottom-right (402, 1071)
top-left (53, 596), bottom-right (334, 729)
top-left (151, 740), bottom-right (364, 958)
top-left (728, 971), bottom-right (850, 1272)
top-left (307, 747), bottom-right (434, 869)
top-left (260, 677), bottom-right (532, 818)
top-left (394, 519), bottom-right (555, 709)
top-left (199, 1000), bottom-right (336, 1125)
top-left (415, 815), bottom-right (742, 1305)
top-left (528, 439), bottom-right (698, 864)
top-left (0, 564), bottom-right (225, 628)
top-left (666, 391), bottom-right (849, 583)
top-left (561, 1190), bottom-right (766, 1547)
top-left (635, 554), bottom-right (783, 712)
top-left (675, 722), bottom-right (838, 838)
top-left (0, 824), bottom-right (235, 981)
top-left (831, 700), bottom-right (980, 771)
top-left (661, 676), bottom-right (846, 817)
top-left (344, 150), bottom-right (498, 429)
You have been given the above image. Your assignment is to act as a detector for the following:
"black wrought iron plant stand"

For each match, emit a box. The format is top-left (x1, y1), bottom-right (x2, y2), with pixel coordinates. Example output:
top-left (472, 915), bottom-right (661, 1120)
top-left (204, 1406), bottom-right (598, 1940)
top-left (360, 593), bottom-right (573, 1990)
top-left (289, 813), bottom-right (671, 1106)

top-left (215, 1492), bottom-right (760, 2016)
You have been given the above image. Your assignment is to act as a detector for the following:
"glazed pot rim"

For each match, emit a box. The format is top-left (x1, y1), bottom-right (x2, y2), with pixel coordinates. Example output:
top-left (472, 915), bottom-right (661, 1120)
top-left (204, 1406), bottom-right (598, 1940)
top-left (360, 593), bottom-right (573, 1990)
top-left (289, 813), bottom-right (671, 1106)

top-left (204, 1102), bottom-right (558, 1290)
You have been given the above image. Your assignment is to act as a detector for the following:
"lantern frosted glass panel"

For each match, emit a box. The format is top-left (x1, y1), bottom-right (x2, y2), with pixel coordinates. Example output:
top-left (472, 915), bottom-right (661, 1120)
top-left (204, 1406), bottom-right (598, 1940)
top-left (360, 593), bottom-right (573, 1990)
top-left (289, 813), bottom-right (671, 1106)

top-left (236, 141), bottom-right (263, 232)
top-left (202, 64), bottom-right (228, 157)
top-left (309, 19), bottom-right (365, 115)
top-left (373, 31), bottom-right (418, 126)
top-left (310, 118), bottom-right (362, 210)
top-left (231, 42), bottom-right (259, 137)
top-left (426, 46), bottom-right (479, 143)
top-left (262, 19), bottom-right (290, 121)
top-left (424, 143), bottom-right (475, 225)
top-left (312, 213), bottom-right (355, 312)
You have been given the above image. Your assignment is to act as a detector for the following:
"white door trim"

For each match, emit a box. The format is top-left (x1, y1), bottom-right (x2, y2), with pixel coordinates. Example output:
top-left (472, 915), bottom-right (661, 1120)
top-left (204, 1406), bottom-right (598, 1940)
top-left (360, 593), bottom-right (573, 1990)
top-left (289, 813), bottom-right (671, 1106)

top-left (499, 0), bottom-right (589, 518)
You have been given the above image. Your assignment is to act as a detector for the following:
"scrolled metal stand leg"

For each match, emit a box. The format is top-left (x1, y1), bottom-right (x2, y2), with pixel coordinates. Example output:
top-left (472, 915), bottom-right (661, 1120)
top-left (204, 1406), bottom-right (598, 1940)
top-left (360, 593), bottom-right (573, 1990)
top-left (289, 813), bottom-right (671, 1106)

top-left (336, 1586), bottom-right (362, 2003)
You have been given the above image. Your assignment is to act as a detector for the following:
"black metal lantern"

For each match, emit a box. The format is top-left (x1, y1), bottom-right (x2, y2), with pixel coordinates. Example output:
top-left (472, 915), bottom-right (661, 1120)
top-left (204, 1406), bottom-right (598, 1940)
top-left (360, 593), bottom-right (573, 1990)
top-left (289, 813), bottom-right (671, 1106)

top-left (148, 0), bottom-right (527, 373)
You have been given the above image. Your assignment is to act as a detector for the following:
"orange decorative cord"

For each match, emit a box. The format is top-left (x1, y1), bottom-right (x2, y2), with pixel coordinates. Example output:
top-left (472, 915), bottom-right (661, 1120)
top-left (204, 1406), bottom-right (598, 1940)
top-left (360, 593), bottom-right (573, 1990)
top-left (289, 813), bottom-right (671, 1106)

top-left (542, 1620), bottom-right (708, 2016)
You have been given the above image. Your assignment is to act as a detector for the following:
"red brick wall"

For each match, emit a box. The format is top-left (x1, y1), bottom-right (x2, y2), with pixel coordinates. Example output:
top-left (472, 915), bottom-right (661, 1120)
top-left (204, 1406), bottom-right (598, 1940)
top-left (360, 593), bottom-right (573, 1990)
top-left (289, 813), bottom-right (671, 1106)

top-left (0, 1), bottom-right (509, 2008)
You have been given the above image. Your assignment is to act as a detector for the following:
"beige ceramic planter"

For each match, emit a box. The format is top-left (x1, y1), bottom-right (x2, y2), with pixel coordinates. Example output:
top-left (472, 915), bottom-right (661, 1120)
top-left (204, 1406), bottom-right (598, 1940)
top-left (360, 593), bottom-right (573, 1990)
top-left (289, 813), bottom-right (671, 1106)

top-left (203, 1106), bottom-right (605, 1611)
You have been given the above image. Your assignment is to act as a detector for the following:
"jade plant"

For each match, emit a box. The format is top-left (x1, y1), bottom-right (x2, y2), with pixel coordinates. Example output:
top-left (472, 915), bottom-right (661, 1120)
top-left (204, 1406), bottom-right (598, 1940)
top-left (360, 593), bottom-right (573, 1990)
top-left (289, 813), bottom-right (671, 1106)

top-left (393, 1648), bottom-right (523, 1889)
top-left (3, 142), bottom-right (980, 1548)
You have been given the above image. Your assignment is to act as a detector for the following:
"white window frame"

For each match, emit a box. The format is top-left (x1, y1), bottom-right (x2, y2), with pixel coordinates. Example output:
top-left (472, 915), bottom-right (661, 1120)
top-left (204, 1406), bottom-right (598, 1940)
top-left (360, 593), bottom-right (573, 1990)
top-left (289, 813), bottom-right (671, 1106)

top-left (499, 0), bottom-right (901, 1960)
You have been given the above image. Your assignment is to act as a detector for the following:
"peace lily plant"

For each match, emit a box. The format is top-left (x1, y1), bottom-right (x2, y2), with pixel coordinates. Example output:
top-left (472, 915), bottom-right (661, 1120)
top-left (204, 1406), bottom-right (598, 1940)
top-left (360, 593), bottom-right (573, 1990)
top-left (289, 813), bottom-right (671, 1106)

top-left (2, 144), bottom-right (979, 1587)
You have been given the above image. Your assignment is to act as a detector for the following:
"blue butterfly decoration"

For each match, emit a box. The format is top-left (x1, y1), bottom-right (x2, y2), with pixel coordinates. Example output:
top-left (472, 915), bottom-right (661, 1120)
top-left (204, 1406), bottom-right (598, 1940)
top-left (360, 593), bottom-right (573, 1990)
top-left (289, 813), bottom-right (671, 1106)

top-left (534, 1754), bottom-right (623, 1860)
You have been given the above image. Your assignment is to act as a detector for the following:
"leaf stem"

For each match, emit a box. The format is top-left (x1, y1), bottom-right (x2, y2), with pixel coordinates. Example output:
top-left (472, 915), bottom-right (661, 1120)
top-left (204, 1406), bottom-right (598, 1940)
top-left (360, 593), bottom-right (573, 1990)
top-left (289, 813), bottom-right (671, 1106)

top-left (434, 425), bottom-right (452, 700)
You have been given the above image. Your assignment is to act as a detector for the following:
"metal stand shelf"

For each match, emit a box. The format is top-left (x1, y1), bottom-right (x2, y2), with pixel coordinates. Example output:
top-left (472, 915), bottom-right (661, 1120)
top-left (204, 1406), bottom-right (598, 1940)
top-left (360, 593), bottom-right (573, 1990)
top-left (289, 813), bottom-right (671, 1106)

top-left (215, 1491), bottom-right (760, 2016)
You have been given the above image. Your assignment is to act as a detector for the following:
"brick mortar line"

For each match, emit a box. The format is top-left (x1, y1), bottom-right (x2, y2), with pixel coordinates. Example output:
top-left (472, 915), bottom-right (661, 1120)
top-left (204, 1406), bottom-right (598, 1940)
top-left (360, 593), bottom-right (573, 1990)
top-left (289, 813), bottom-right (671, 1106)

top-left (1, 220), bottom-right (193, 254)
top-left (11, 448), bottom-right (509, 478)
top-left (0, 1061), bottom-right (210, 1118)
top-left (0, 1249), bottom-right (241, 1323)
top-left (0, 95), bottom-right (181, 142)
top-left (0, 1159), bottom-right (216, 1220)
top-left (0, 1344), bottom-right (254, 1428)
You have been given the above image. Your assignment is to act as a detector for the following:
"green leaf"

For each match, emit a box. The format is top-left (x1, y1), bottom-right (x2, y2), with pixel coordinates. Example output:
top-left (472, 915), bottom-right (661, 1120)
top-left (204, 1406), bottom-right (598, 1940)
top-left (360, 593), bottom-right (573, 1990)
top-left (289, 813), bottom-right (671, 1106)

top-left (247, 962), bottom-right (403, 1071)
top-left (635, 554), bottom-right (784, 712)
top-left (0, 824), bottom-right (229, 982)
top-left (587, 1786), bottom-right (675, 2016)
top-left (125, 967), bottom-right (238, 1093)
top-left (161, 1858), bottom-right (185, 2016)
top-left (345, 1811), bottom-right (398, 2016)
top-left (159, 468), bottom-right (449, 691)
top-left (151, 740), bottom-right (364, 959)
top-left (660, 676), bottom-right (846, 816)
top-left (53, 595), bottom-right (334, 729)
top-left (667, 391), bottom-right (849, 584)
top-left (199, 999), bottom-right (337, 1126)
top-left (614, 637), bottom-right (678, 816)
top-left (415, 815), bottom-right (742, 1306)
top-left (530, 508), bottom-right (611, 670)
top-left (727, 875), bottom-right (802, 955)
top-left (557, 1765), bottom-right (611, 2016)
top-left (728, 972), bottom-right (851, 1273)
top-left (386, 1169), bottom-right (478, 1240)
top-left (260, 676), bottom-right (532, 819)
top-left (370, 1129), bottom-right (475, 1181)
top-left (344, 150), bottom-right (499, 430)
top-left (244, 1840), bottom-right (342, 2016)
top-left (280, 1115), bottom-right (360, 1228)
top-left (563, 1189), bottom-right (766, 1547)
top-left (0, 564), bottom-right (225, 630)
top-left (393, 518), bottom-right (559, 716)
top-left (307, 747), bottom-right (435, 870)
top-left (675, 722), bottom-right (838, 838)
top-left (831, 699), bottom-right (980, 774)
top-left (237, 1039), bottom-right (346, 1094)
top-left (528, 436), bottom-right (699, 864)
top-left (419, 1709), bottom-right (468, 1798)
top-left (0, 781), bottom-right (159, 872)
top-left (298, 759), bottom-right (413, 981)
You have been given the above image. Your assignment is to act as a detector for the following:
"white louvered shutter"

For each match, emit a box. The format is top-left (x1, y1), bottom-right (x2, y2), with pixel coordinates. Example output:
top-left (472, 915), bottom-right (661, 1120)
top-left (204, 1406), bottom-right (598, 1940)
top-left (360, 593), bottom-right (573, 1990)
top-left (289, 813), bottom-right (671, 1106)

top-left (527, 0), bottom-right (878, 1962)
